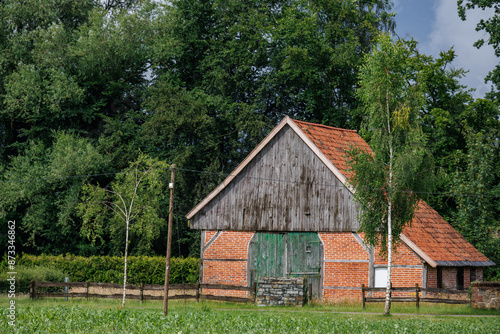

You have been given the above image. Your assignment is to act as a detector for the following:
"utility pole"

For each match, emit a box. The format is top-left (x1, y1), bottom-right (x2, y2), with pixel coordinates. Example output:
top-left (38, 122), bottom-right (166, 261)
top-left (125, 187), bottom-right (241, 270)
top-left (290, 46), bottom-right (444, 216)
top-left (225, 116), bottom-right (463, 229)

top-left (163, 164), bottom-right (175, 316)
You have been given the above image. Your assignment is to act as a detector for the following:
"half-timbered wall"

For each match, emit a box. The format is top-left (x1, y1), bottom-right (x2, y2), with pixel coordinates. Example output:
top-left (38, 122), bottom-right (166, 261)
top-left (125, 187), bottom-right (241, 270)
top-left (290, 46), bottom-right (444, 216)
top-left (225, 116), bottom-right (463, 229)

top-left (191, 125), bottom-right (359, 232)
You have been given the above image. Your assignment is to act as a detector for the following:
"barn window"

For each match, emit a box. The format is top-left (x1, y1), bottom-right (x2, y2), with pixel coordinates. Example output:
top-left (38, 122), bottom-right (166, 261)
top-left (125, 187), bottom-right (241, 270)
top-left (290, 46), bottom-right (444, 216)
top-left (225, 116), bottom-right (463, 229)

top-left (470, 267), bottom-right (476, 283)
top-left (374, 267), bottom-right (387, 288)
top-left (306, 246), bottom-right (311, 253)
top-left (437, 267), bottom-right (443, 288)
top-left (457, 267), bottom-right (464, 290)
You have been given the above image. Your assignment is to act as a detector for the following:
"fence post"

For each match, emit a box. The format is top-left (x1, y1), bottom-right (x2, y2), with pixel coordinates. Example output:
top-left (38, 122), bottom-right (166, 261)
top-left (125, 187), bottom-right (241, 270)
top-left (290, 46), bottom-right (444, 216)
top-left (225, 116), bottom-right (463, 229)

top-left (140, 283), bottom-right (144, 304)
top-left (65, 277), bottom-right (69, 301)
top-left (30, 280), bottom-right (35, 300)
top-left (196, 282), bottom-right (200, 303)
top-left (308, 282), bottom-right (313, 305)
top-left (362, 284), bottom-right (365, 309)
top-left (85, 281), bottom-right (89, 301)
top-left (416, 283), bottom-right (420, 309)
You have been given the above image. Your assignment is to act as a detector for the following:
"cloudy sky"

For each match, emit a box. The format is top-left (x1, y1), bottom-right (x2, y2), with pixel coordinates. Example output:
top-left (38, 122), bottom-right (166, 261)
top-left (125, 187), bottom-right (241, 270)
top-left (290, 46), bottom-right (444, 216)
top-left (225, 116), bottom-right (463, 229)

top-left (393, 0), bottom-right (497, 98)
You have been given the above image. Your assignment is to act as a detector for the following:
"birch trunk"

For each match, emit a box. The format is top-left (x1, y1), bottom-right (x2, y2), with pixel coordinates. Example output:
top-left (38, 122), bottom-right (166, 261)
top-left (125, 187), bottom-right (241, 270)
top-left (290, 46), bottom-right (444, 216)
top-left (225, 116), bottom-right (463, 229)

top-left (122, 217), bottom-right (130, 308)
top-left (384, 88), bottom-right (393, 316)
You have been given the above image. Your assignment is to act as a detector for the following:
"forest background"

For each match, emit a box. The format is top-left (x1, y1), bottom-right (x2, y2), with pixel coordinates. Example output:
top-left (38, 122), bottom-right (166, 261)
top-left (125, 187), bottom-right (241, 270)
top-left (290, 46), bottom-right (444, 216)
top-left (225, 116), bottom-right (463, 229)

top-left (0, 0), bottom-right (498, 279)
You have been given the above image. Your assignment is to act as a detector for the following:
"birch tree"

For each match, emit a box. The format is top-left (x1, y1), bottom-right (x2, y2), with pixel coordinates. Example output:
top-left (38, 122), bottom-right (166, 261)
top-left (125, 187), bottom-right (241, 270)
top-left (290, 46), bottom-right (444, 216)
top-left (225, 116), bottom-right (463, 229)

top-left (348, 34), bottom-right (435, 315)
top-left (78, 153), bottom-right (168, 307)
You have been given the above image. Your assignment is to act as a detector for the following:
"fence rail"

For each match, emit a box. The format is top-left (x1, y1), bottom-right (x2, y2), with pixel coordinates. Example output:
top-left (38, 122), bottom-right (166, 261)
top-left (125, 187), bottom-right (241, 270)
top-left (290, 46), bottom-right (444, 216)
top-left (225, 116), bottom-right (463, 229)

top-left (361, 284), bottom-right (469, 309)
top-left (30, 281), bottom-right (255, 304)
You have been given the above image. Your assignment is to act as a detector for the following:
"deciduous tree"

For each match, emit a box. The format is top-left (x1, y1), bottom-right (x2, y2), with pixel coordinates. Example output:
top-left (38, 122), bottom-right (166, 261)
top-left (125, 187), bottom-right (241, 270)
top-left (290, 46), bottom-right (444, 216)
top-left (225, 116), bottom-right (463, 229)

top-left (78, 153), bottom-right (168, 307)
top-left (348, 34), bottom-right (435, 315)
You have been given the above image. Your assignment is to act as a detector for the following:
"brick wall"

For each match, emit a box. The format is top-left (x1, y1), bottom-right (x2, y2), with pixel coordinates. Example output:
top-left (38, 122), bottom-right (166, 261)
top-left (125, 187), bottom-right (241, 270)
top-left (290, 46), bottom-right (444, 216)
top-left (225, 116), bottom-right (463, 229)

top-left (471, 282), bottom-right (500, 309)
top-left (202, 230), bottom-right (254, 297)
top-left (319, 232), bottom-right (369, 301)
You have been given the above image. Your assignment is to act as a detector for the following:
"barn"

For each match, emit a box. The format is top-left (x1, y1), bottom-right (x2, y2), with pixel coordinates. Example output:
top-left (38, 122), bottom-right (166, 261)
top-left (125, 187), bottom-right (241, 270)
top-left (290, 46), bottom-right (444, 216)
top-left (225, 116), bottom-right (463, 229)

top-left (186, 116), bottom-right (494, 300)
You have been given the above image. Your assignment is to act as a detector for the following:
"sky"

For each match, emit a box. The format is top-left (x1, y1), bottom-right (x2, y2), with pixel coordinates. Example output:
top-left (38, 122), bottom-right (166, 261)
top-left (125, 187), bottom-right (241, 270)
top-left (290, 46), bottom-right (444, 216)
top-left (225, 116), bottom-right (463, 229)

top-left (393, 0), bottom-right (497, 98)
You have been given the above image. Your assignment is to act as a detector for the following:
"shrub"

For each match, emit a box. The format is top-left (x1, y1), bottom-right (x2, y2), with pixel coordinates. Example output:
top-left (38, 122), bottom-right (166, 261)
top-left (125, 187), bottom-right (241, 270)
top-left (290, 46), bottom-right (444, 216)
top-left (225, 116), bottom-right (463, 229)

top-left (0, 265), bottom-right (68, 293)
top-left (12, 254), bottom-right (199, 285)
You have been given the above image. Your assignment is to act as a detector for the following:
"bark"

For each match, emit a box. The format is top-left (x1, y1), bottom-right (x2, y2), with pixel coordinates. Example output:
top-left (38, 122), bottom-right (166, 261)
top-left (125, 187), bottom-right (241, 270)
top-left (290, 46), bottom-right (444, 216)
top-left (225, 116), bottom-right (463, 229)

top-left (122, 217), bottom-right (130, 308)
top-left (384, 87), bottom-right (393, 316)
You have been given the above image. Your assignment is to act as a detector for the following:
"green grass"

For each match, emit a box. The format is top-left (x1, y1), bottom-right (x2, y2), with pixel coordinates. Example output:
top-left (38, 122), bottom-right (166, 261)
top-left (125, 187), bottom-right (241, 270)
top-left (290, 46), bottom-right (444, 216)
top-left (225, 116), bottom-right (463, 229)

top-left (1, 296), bottom-right (499, 333)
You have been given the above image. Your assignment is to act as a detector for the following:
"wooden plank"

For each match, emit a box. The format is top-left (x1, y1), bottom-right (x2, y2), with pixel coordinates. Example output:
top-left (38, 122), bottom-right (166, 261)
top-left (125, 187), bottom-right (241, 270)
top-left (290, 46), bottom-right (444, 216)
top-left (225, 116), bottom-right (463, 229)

top-left (366, 298), bottom-right (417, 303)
top-left (200, 294), bottom-right (253, 304)
top-left (422, 288), bottom-right (468, 295)
top-left (199, 284), bottom-right (253, 291)
top-left (420, 298), bottom-right (469, 304)
top-left (35, 282), bottom-right (86, 288)
top-left (168, 284), bottom-right (198, 290)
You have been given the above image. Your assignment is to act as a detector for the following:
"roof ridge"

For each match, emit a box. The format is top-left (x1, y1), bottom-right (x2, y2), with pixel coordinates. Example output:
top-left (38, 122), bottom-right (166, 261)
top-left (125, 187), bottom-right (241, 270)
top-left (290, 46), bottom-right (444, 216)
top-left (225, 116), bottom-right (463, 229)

top-left (291, 119), bottom-right (358, 133)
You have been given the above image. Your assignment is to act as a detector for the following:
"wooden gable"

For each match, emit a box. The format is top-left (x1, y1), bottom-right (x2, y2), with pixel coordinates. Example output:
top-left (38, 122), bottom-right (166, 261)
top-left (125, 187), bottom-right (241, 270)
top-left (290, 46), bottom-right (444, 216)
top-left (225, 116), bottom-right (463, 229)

top-left (188, 123), bottom-right (360, 232)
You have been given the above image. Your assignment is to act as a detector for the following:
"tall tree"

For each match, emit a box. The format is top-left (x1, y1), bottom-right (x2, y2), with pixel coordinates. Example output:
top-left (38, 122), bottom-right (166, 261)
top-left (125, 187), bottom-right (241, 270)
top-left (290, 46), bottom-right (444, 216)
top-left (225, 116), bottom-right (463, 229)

top-left (152, 0), bottom-right (394, 127)
top-left (348, 34), bottom-right (435, 315)
top-left (78, 153), bottom-right (169, 307)
top-left (458, 0), bottom-right (500, 100)
top-left (451, 129), bottom-right (500, 280)
top-left (0, 0), bottom-right (156, 160)
top-left (0, 132), bottom-right (109, 255)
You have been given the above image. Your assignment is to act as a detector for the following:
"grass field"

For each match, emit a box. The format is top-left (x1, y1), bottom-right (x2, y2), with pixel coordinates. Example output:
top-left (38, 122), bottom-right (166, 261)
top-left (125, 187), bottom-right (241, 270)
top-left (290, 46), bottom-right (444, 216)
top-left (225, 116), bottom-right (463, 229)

top-left (1, 296), bottom-right (499, 333)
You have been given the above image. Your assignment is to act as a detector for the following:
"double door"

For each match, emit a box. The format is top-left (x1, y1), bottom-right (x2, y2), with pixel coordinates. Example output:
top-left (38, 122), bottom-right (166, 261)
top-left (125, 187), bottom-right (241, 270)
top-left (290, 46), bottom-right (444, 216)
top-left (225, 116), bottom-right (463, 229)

top-left (248, 232), bottom-right (322, 298)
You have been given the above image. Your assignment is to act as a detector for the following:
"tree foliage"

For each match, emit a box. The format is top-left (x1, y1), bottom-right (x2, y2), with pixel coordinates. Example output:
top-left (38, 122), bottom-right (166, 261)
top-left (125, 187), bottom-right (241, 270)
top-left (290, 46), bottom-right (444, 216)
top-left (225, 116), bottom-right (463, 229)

top-left (451, 129), bottom-right (500, 280)
top-left (458, 0), bottom-right (500, 99)
top-left (351, 34), bottom-right (435, 252)
top-left (0, 132), bottom-right (108, 255)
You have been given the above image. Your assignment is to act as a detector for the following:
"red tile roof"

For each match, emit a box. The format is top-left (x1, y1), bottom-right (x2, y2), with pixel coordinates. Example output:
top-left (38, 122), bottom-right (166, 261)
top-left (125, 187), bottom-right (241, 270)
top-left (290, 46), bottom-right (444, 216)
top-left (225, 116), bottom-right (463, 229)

top-left (291, 119), bottom-right (493, 266)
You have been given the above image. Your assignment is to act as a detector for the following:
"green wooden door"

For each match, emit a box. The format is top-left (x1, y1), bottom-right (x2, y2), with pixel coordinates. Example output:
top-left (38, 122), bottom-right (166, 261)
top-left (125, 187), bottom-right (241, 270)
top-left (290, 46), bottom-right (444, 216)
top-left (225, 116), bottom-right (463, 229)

top-left (248, 233), bottom-right (286, 285)
top-left (248, 232), bottom-right (322, 298)
top-left (287, 233), bottom-right (322, 298)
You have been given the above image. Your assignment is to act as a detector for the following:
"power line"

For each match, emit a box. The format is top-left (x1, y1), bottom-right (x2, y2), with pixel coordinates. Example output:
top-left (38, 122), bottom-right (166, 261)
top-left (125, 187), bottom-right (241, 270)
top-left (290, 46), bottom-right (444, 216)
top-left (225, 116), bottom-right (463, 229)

top-left (1, 165), bottom-right (498, 198)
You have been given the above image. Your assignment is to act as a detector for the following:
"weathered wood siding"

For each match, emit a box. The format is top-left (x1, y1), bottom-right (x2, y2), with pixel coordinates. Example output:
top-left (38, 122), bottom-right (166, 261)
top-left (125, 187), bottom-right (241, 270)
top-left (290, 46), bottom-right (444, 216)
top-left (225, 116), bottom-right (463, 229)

top-left (190, 124), bottom-right (360, 231)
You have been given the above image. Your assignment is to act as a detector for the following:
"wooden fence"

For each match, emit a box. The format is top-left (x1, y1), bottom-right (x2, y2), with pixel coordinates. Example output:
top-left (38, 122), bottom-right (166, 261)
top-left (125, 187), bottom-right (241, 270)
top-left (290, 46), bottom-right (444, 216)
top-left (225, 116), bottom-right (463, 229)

top-left (361, 284), bottom-right (469, 309)
top-left (30, 281), bottom-right (255, 304)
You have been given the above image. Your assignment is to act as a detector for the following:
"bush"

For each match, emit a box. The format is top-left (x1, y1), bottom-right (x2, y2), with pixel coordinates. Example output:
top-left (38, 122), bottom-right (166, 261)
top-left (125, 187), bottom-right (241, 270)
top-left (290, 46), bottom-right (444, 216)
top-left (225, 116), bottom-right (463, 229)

top-left (10, 254), bottom-right (199, 285)
top-left (0, 265), bottom-right (68, 293)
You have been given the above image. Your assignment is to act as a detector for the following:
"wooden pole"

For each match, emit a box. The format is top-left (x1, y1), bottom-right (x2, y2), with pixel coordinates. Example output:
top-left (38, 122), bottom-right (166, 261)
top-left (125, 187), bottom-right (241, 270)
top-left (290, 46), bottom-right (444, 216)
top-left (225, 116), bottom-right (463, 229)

top-left (163, 164), bottom-right (176, 316)
top-left (85, 281), bottom-right (89, 301)
top-left (362, 284), bottom-right (366, 309)
top-left (416, 283), bottom-right (420, 309)
top-left (30, 280), bottom-right (34, 300)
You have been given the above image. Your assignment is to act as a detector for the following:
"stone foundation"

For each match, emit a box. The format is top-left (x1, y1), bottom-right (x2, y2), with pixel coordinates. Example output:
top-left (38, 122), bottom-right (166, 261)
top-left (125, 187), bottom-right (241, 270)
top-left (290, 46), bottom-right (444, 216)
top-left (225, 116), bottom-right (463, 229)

top-left (471, 282), bottom-right (500, 310)
top-left (256, 277), bottom-right (307, 306)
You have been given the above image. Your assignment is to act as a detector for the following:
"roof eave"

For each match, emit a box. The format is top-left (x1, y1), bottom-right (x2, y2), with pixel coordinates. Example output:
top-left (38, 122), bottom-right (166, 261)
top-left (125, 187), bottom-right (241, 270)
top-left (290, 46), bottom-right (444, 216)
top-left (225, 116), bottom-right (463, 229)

top-left (400, 233), bottom-right (438, 268)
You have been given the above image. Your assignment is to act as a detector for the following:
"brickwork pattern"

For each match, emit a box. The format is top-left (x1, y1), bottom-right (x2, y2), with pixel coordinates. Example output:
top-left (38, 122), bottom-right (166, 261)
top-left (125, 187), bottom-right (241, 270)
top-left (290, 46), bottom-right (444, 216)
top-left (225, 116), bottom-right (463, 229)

top-left (319, 232), bottom-right (368, 261)
top-left (202, 231), bottom-right (254, 297)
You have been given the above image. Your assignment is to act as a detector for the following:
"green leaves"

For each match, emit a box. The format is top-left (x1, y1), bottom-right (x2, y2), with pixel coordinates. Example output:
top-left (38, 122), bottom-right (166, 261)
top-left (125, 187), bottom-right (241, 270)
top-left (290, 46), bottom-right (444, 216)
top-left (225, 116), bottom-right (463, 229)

top-left (0, 132), bottom-right (108, 254)
top-left (451, 129), bottom-right (500, 279)
top-left (78, 153), bottom-right (169, 255)
top-left (350, 33), bottom-right (435, 253)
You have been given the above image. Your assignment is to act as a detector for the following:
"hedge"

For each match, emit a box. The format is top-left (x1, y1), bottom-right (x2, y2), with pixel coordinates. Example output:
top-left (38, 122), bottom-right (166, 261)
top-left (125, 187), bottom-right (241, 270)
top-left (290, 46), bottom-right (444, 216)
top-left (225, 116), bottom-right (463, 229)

top-left (3, 254), bottom-right (199, 285)
top-left (0, 265), bottom-right (68, 293)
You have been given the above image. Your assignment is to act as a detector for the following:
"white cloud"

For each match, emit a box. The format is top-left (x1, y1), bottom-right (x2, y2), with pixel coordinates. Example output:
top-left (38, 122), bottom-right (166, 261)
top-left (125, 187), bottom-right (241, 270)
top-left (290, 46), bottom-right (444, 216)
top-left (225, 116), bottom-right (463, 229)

top-left (421, 0), bottom-right (497, 98)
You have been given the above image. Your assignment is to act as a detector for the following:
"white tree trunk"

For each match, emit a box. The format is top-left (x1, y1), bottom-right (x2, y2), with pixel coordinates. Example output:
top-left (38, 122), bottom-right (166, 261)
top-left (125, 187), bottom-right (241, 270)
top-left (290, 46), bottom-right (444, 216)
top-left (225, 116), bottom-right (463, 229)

top-left (384, 198), bottom-right (393, 315)
top-left (122, 217), bottom-right (130, 308)
top-left (384, 89), bottom-right (393, 316)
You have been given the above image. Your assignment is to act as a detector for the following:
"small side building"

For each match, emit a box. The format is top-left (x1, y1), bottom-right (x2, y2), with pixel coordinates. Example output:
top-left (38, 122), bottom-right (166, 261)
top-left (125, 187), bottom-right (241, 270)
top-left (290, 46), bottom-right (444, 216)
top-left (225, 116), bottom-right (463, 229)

top-left (186, 117), bottom-right (494, 300)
